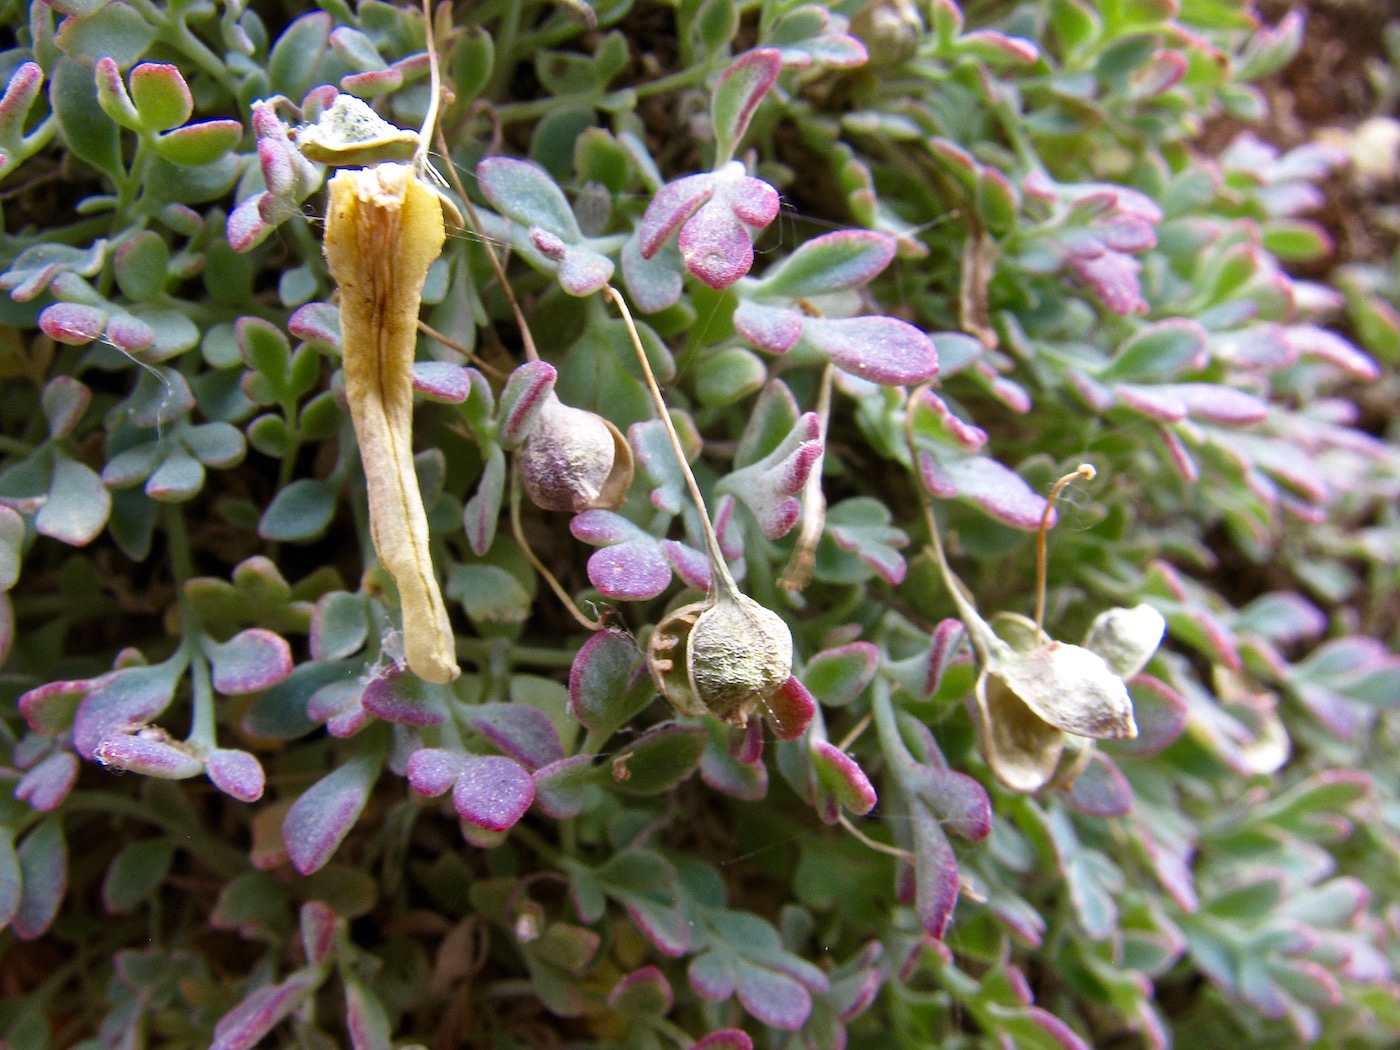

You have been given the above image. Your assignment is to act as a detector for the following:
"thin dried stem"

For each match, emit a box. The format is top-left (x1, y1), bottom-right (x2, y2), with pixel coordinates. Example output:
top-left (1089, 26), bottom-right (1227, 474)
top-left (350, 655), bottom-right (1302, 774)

top-left (838, 812), bottom-right (913, 861)
top-left (416, 319), bottom-right (507, 379)
top-left (779, 362), bottom-right (833, 592)
top-left (415, 0), bottom-right (442, 175)
top-left (433, 123), bottom-right (540, 362)
top-left (509, 464), bottom-right (604, 631)
top-left (1033, 463), bottom-right (1096, 641)
top-left (836, 710), bottom-right (873, 753)
top-left (602, 284), bottom-right (738, 601)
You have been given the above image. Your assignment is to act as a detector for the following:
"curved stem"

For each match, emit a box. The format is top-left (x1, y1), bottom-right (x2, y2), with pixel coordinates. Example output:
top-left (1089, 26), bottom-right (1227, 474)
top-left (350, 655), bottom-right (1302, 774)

top-left (602, 285), bottom-right (737, 602)
top-left (509, 463), bottom-right (604, 631)
top-left (1033, 464), bottom-right (1096, 641)
top-left (415, 0), bottom-right (442, 175)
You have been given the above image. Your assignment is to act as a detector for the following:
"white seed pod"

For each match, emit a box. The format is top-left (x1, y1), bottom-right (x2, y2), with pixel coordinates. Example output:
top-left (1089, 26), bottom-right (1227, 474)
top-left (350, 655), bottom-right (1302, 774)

top-left (1082, 604), bottom-right (1166, 679)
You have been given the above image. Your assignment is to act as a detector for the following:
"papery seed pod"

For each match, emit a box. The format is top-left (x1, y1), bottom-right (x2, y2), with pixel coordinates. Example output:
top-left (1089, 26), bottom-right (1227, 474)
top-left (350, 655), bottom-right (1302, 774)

top-left (850, 0), bottom-right (923, 66)
top-left (518, 394), bottom-right (634, 512)
top-left (648, 592), bottom-right (794, 730)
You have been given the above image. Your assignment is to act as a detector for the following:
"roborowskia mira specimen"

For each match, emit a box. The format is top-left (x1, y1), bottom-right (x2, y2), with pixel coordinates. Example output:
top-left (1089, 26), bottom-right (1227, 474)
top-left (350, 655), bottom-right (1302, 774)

top-left (3, 2), bottom-right (1400, 1049)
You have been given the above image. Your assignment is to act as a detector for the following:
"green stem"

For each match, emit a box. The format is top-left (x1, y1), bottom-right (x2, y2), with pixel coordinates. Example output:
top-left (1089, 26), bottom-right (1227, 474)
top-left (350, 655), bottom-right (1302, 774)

top-left (186, 652), bottom-right (216, 751)
top-left (63, 791), bottom-right (248, 876)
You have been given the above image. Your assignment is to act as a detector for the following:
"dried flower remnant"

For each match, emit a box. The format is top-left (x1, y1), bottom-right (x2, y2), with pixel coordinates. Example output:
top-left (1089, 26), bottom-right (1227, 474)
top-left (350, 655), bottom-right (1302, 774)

top-left (323, 161), bottom-right (459, 684)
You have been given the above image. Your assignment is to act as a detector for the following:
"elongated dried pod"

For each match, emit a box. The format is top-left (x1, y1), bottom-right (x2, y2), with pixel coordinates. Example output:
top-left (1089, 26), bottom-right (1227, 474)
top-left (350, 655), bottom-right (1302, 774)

top-left (324, 162), bottom-right (459, 684)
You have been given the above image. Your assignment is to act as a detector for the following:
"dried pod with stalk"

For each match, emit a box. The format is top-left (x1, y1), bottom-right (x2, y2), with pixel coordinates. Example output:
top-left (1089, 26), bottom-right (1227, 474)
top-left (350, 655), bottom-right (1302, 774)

top-left (517, 393), bottom-right (633, 513)
top-left (304, 22), bottom-right (459, 684)
top-left (601, 288), bottom-right (816, 740)
top-left (907, 402), bottom-right (1162, 790)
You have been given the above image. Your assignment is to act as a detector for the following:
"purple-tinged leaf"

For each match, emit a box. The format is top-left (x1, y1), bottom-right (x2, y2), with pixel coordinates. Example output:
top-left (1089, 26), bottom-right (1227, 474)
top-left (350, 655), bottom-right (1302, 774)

top-left (926, 619), bottom-right (968, 698)
top-left (693, 1031), bottom-right (753, 1050)
top-left (37, 302), bottom-right (105, 347)
top-left (459, 702), bottom-right (564, 771)
top-left (1069, 248), bottom-right (1146, 315)
top-left (689, 951), bottom-right (737, 1000)
top-left (463, 445), bottom-right (506, 557)
top-left (1114, 383), bottom-right (1187, 423)
top-left (911, 389), bottom-right (988, 452)
top-left (407, 748), bottom-right (464, 797)
top-left (283, 749), bottom-right (381, 875)
top-left (73, 662), bottom-right (182, 759)
top-left (1237, 591), bottom-right (1326, 645)
top-left (909, 803), bottom-right (959, 939)
top-left (803, 642), bottom-right (879, 707)
top-left (37, 450), bottom-right (109, 547)
top-left (451, 755), bottom-right (534, 832)
top-left (735, 957), bottom-right (813, 1030)
top-left (20, 679), bottom-right (92, 736)
top-left (41, 376), bottom-right (91, 439)
top-left (718, 412), bottom-right (822, 538)
top-left (569, 630), bottom-right (651, 737)
top-left (733, 299), bottom-right (804, 353)
top-left (533, 755), bottom-right (596, 819)
top-left (210, 972), bottom-right (320, 1050)
top-left (811, 741), bottom-right (876, 816)
top-left (661, 540), bottom-right (713, 590)
top-left (12, 819), bottom-right (66, 940)
top-left (917, 449), bottom-right (1050, 530)
top-left (610, 723), bottom-right (706, 794)
top-left (701, 725), bottom-right (768, 801)
top-left (96, 733), bottom-right (205, 779)
top-left (288, 301), bottom-right (341, 350)
top-left (959, 29), bottom-right (1039, 64)
top-left (206, 748), bottom-right (266, 802)
top-left (711, 48), bottom-right (781, 165)
top-left (802, 315), bottom-right (938, 385)
top-left (477, 157), bottom-right (581, 242)
top-left (679, 195), bottom-right (761, 289)
top-left (608, 966), bottom-right (674, 1017)
top-left (300, 900), bottom-right (337, 966)
top-left (639, 172), bottom-right (715, 259)
top-left (208, 629), bottom-right (293, 695)
top-left (93, 56), bottom-right (139, 128)
top-left (412, 361), bottom-right (474, 404)
top-left (1166, 383), bottom-right (1269, 425)
top-left (307, 679), bottom-right (369, 738)
top-left (1062, 752), bottom-right (1133, 816)
top-left (1213, 323), bottom-right (1297, 371)
top-left (361, 669), bottom-right (445, 727)
top-left (557, 243), bottom-right (616, 296)
top-left (1285, 324), bottom-right (1380, 380)
top-left (756, 228), bottom-right (897, 299)
top-left (227, 194), bottom-right (274, 252)
top-left (496, 361), bottom-right (558, 449)
top-left (766, 676), bottom-right (817, 741)
top-left (344, 973), bottom-right (393, 1050)
top-left (14, 750), bottom-right (79, 812)
top-left (908, 765), bottom-right (992, 840)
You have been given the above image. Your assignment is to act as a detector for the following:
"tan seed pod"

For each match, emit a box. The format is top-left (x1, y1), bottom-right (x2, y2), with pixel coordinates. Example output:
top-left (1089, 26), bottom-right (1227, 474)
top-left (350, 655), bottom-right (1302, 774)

top-left (518, 394), bottom-right (634, 512)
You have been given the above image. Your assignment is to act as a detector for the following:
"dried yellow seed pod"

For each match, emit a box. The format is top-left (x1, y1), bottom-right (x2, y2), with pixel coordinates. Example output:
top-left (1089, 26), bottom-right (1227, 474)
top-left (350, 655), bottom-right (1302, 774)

top-left (324, 162), bottom-right (459, 684)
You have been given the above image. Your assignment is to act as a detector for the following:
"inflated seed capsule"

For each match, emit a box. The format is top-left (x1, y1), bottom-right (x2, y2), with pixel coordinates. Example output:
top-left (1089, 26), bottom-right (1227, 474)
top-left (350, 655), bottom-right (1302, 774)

top-left (517, 393), bottom-right (633, 513)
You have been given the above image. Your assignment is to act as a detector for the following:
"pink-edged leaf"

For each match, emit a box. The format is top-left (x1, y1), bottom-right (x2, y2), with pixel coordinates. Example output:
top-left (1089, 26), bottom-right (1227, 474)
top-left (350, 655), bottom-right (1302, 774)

top-left (926, 619), bottom-right (968, 698)
top-left (766, 676), bottom-right (816, 741)
top-left (611, 723), bottom-right (707, 795)
top-left (811, 740), bottom-right (876, 815)
top-left (719, 412), bottom-right (822, 539)
top-left (803, 642), bottom-right (878, 707)
top-left (310, 592), bottom-right (369, 662)
top-left (0, 831), bottom-right (17, 930)
top-left (917, 449), bottom-right (1051, 530)
top-left (406, 748), bottom-right (463, 797)
top-left (908, 765), bottom-right (992, 840)
top-left (711, 48), bottom-right (782, 164)
top-left (210, 972), bottom-right (320, 1050)
top-left (129, 62), bottom-right (193, 131)
top-left (12, 819), bottom-right (65, 940)
top-left (463, 445), bottom-right (506, 557)
top-left (1114, 383), bottom-right (1187, 423)
top-left (532, 755), bottom-right (596, 819)
top-left (735, 957), bottom-right (813, 1031)
top-left (283, 751), bottom-right (380, 875)
top-left (568, 629), bottom-right (649, 736)
top-left (1069, 249), bottom-right (1146, 315)
top-left (959, 29), bottom-right (1040, 64)
top-left (1062, 751), bottom-right (1133, 816)
top-left (557, 244), bottom-right (615, 296)
top-left (14, 750), bottom-right (79, 812)
top-left (73, 663), bottom-right (181, 760)
top-left (693, 1031), bottom-right (753, 1050)
top-left (19, 679), bottom-right (92, 735)
top-left (451, 755), bottom-right (534, 832)
top-left (661, 539), bottom-right (713, 591)
top-left (639, 172), bottom-right (715, 258)
top-left (733, 299), bottom-right (804, 353)
top-left (756, 229), bottom-right (896, 299)
top-left (608, 965), bottom-right (674, 1016)
top-left (585, 540), bottom-right (672, 601)
top-left (287, 301), bottom-right (341, 349)
top-left (730, 718), bottom-right (765, 764)
top-left (1112, 675), bottom-right (1188, 757)
top-left (208, 629), bottom-right (293, 695)
top-left (39, 302), bottom-right (106, 346)
top-left (689, 951), bottom-right (737, 1001)
top-left (723, 172), bottom-right (781, 228)
top-left (496, 360), bottom-right (558, 449)
top-left (307, 680), bottom-right (370, 738)
top-left (679, 196), bottom-right (759, 289)
top-left (909, 803), bottom-right (959, 938)
top-left (206, 748), bottom-right (266, 802)
top-left (300, 900), bottom-right (337, 966)
top-left (802, 315), bottom-right (938, 385)
top-left (1285, 324), bottom-right (1380, 380)
top-left (412, 361), bottom-right (474, 403)
top-left (458, 702), bottom-right (564, 771)
top-left (1166, 383), bottom-right (1269, 425)
top-left (701, 729), bottom-right (769, 801)
top-left (1237, 592), bottom-right (1326, 645)
top-left (361, 669), bottom-right (445, 727)
top-left (227, 193), bottom-right (274, 253)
